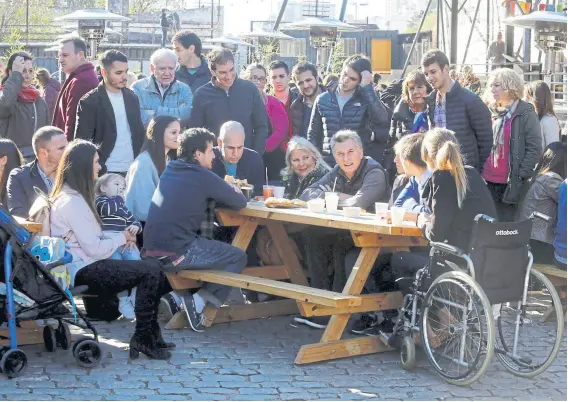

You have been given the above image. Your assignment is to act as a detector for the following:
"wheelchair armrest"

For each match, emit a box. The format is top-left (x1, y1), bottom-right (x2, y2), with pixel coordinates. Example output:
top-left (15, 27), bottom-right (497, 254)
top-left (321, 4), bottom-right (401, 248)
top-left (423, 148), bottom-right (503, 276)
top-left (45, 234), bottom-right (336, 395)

top-left (430, 242), bottom-right (465, 257)
top-left (45, 251), bottom-right (73, 271)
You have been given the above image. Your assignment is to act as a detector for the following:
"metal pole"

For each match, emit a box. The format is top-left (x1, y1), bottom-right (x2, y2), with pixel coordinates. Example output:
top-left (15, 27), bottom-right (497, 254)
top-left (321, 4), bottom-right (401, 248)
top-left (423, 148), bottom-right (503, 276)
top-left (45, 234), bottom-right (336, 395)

top-left (402, 0), bottom-right (434, 77)
top-left (436, 0), bottom-right (441, 48)
top-left (273, 0), bottom-right (289, 31)
top-left (486, 0), bottom-right (491, 74)
top-left (440, 0), bottom-right (447, 53)
top-left (211, 0), bottom-right (214, 38)
top-left (450, 0), bottom-right (458, 64)
top-left (26, 0), bottom-right (29, 44)
top-left (461, 0), bottom-right (483, 66)
top-left (339, 0), bottom-right (348, 21)
top-left (505, 0), bottom-right (514, 59)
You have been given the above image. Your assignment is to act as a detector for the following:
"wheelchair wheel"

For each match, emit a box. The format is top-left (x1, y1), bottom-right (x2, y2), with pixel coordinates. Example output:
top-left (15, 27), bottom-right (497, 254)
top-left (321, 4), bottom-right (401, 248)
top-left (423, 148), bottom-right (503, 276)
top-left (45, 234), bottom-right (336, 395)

top-left (400, 336), bottom-right (416, 370)
top-left (495, 269), bottom-right (564, 377)
top-left (420, 271), bottom-right (495, 386)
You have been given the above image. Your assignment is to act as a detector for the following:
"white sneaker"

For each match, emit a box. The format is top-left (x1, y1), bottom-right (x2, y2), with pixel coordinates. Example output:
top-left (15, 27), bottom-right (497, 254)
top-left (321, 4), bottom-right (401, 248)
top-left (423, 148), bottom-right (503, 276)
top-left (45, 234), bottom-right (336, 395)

top-left (118, 296), bottom-right (135, 320)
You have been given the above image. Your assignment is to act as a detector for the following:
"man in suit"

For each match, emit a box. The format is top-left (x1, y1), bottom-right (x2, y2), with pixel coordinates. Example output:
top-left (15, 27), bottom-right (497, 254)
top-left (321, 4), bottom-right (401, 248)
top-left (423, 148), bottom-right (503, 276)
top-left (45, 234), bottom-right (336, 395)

top-left (75, 50), bottom-right (145, 175)
top-left (7, 126), bottom-right (68, 217)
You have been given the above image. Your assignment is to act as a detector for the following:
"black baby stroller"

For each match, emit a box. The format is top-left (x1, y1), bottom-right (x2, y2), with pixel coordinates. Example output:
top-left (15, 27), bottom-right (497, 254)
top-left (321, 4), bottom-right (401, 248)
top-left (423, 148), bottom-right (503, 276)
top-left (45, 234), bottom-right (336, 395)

top-left (390, 213), bottom-right (564, 385)
top-left (0, 205), bottom-right (102, 378)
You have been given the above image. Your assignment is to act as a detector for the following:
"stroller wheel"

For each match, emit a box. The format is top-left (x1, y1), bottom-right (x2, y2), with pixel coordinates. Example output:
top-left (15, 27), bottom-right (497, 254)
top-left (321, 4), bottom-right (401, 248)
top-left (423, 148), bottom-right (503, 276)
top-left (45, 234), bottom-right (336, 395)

top-left (400, 336), bottom-right (416, 371)
top-left (0, 349), bottom-right (27, 378)
top-left (73, 339), bottom-right (102, 368)
top-left (43, 326), bottom-right (57, 352)
top-left (55, 323), bottom-right (72, 350)
top-left (72, 336), bottom-right (92, 355)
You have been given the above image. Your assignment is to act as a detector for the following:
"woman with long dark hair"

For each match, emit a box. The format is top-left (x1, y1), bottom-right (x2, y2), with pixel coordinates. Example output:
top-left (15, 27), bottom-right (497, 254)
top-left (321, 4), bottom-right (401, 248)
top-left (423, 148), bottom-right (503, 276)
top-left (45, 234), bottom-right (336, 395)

top-left (519, 141), bottom-right (567, 264)
top-left (524, 80), bottom-right (561, 149)
top-left (0, 52), bottom-right (49, 160)
top-left (35, 67), bottom-right (61, 121)
top-left (0, 138), bottom-right (24, 205)
top-left (50, 140), bottom-right (173, 360)
top-left (125, 115), bottom-right (180, 222)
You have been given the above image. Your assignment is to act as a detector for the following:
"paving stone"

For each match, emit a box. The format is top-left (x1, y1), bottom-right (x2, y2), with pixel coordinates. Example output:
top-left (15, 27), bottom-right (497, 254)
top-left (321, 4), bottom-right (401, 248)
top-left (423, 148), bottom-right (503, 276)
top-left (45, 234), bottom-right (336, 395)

top-left (238, 387), bottom-right (278, 395)
top-left (3, 394), bottom-right (52, 400)
top-left (280, 392), bottom-right (314, 400)
top-left (230, 395), bottom-right (280, 401)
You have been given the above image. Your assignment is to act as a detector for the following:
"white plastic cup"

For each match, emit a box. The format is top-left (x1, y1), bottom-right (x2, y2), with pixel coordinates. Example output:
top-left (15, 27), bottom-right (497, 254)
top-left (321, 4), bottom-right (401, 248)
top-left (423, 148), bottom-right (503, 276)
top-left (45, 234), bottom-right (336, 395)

top-left (391, 207), bottom-right (406, 226)
top-left (273, 186), bottom-right (285, 198)
top-left (375, 202), bottom-right (389, 219)
top-left (307, 198), bottom-right (325, 213)
top-left (325, 192), bottom-right (339, 213)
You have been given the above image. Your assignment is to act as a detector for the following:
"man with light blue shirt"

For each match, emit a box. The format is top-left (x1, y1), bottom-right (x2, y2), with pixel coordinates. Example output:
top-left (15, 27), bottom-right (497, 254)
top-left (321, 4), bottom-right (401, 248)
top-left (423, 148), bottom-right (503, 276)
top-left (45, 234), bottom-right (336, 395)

top-left (132, 49), bottom-right (193, 128)
top-left (393, 133), bottom-right (432, 217)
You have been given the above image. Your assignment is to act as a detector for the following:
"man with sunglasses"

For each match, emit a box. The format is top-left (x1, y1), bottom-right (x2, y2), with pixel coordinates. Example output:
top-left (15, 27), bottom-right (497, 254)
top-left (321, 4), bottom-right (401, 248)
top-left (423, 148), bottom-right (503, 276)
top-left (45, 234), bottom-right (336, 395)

top-left (188, 49), bottom-right (268, 155)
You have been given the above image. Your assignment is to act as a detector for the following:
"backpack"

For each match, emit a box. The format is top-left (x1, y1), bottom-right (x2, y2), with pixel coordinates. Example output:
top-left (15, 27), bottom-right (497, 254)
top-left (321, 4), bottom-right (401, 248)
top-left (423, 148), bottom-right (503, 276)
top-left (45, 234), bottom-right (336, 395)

top-left (28, 187), bottom-right (52, 237)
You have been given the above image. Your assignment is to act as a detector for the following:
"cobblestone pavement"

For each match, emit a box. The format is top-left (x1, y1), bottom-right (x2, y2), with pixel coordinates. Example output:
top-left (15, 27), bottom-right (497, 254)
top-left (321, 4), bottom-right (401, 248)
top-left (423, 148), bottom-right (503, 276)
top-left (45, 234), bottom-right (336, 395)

top-left (1, 312), bottom-right (566, 401)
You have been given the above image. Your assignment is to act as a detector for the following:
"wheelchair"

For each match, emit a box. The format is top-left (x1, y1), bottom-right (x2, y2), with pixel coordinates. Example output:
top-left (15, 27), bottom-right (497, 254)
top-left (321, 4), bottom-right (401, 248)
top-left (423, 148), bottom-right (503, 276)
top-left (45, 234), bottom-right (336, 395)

top-left (390, 213), bottom-right (565, 386)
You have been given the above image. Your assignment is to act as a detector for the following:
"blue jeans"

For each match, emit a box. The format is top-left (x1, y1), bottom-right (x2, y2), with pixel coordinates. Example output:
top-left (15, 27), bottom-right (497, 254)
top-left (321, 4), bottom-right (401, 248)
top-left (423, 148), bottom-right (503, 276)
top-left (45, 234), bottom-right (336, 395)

top-left (110, 245), bottom-right (141, 261)
top-left (173, 237), bottom-right (247, 308)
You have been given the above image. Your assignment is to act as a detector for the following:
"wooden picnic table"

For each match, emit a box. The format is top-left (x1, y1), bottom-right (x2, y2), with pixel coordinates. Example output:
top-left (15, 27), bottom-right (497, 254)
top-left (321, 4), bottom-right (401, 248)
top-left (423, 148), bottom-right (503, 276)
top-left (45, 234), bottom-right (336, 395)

top-left (166, 201), bottom-right (427, 364)
top-left (14, 216), bottom-right (42, 233)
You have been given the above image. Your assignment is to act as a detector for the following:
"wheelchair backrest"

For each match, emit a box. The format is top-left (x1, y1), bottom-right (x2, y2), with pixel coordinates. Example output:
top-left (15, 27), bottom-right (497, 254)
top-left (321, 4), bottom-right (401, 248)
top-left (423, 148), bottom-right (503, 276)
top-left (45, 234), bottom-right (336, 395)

top-left (468, 215), bottom-right (532, 304)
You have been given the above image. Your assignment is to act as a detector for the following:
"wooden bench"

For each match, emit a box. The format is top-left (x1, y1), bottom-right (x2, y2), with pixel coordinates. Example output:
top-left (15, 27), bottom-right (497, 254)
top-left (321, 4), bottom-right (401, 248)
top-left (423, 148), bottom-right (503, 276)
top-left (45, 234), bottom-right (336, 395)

top-left (533, 263), bottom-right (567, 321)
top-left (171, 270), bottom-right (362, 308)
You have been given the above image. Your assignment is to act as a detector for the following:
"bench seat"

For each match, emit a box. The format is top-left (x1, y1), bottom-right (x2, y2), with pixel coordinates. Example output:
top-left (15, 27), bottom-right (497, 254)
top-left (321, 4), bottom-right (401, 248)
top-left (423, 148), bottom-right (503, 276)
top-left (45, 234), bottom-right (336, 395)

top-left (175, 270), bottom-right (362, 308)
top-left (533, 263), bottom-right (567, 279)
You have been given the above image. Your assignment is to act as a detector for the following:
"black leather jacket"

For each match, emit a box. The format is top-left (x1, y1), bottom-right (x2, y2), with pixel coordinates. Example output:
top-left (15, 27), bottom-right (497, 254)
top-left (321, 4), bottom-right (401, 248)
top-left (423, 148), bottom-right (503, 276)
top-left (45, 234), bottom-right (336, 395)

top-left (307, 84), bottom-right (391, 159)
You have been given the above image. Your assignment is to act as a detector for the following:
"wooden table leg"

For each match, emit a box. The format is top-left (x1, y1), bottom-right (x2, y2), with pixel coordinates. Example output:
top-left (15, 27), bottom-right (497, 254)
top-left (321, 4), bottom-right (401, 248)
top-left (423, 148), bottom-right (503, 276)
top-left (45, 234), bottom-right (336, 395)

top-left (295, 246), bottom-right (382, 364)
top-left (266, 221), bottom-right (309, 287)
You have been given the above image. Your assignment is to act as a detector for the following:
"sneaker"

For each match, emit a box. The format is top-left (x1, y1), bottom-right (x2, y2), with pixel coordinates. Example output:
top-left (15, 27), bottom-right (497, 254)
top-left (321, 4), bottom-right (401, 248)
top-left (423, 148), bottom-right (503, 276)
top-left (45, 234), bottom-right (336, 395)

top-left (293, 316), bottom-right (329, 329)
top-left (180, 294), bottom-right (206, 332)
top-left (118, 296), bottom-right (135, 320)
top-left (158, 293), bottom-right (180, 322)
top-left (350, 313), bottom-right (378, 335)
top-left (365, 318), bottom-right (395, 336)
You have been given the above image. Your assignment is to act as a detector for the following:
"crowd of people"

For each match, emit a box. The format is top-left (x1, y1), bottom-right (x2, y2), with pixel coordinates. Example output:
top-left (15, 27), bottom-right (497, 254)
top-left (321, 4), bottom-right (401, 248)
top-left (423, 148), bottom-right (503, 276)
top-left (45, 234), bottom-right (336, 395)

top-left (0, 29), bottom-right (566, 359)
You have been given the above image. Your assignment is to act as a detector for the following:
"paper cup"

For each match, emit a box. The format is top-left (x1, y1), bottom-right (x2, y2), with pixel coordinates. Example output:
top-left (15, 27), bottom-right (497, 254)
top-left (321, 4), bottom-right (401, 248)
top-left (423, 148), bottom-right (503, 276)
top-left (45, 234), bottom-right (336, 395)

top-left (375, 202), bottom-right (389, 220)
top-left (391, 207), bottom-right (406, 226)
top-left (325, 192), bottom-right (339, 213)
top-left (273, 186), bottom-right (285, 198)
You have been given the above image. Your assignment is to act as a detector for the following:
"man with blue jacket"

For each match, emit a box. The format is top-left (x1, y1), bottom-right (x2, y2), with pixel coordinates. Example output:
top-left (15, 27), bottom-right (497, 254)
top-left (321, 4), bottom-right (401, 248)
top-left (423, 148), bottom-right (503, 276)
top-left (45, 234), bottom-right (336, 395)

top-left (132, 49), bottom-right (193, 128)
top-left (188, 49), bottom-right (268, 155)
top-left (144, 128), bottom-right (247, 332)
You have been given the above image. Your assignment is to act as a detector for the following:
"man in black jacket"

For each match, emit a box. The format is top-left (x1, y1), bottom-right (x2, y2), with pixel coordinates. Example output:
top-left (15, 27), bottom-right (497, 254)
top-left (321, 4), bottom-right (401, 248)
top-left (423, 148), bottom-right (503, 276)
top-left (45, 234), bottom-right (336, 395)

top-left (172, 30), bottom-right (212, 93)
top-left (160, 9), bottom-right (169, 48)
top-left (75, 50), bottom-right (145, 175)
top-left (211, 121), bottom-right (264, 197)
top-left (7, 126), bottom-right (67, 217)
top-left (189, 49), bottom-right (268, 155)
top-left (289, 62), bottom-right (323, 138)
top-left (422, 49), bottom-right (493, 171)
top-left (307, 55), bottom-right (391, 165)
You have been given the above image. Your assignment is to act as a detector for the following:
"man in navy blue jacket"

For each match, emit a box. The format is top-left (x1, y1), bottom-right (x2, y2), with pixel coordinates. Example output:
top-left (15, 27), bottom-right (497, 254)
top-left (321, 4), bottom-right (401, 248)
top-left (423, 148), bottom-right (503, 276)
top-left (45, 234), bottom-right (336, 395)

top-left (211, 121), bottom-right (264, 197)
top-left (188, 49), bottom-right (268, 155)
top-left (144, 128), bottom-right (247, 332)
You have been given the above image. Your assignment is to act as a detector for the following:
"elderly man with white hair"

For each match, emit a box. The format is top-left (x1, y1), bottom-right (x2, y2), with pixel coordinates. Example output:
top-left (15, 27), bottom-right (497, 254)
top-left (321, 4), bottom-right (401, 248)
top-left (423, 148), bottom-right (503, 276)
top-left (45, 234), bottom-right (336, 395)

top-left (132, 48), bottom-right (193, 127)
top-left (211, 121), bottom-right (264, 197)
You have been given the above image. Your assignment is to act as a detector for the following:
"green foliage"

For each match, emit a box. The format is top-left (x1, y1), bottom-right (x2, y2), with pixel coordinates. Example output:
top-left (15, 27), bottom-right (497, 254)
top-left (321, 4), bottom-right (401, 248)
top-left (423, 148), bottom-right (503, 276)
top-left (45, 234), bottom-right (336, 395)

top-left (4, 30), bottom-right (25, 59)
top-left (403, 11), bottom-right (437, 34)
top-left (0, 0), bottom-right (58, 43)
top-left (257, 40), bottom-right (279, 66)
top-left (328, 38), bottom-right (345, 76)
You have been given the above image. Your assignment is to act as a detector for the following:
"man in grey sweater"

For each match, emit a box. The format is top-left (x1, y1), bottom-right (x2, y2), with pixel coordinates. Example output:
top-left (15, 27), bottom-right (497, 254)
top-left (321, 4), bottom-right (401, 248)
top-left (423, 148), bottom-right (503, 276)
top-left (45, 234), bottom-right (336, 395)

top-left (295, 130), bottom-right (390, 329)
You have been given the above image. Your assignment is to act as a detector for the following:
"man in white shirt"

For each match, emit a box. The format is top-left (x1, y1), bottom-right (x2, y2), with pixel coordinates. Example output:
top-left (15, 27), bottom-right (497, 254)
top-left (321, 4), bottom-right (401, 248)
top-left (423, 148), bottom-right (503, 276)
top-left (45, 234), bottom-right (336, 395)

top-left (75, 50), bottom-right (146, 175)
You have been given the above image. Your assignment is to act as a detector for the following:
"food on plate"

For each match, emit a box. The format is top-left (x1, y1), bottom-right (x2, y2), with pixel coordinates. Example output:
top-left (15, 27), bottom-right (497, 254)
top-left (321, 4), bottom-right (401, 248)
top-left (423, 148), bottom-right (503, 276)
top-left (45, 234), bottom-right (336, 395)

top-left (264, 197), bottom-right (307, 208)
top-left (224, 175), bottom-right (249, 188)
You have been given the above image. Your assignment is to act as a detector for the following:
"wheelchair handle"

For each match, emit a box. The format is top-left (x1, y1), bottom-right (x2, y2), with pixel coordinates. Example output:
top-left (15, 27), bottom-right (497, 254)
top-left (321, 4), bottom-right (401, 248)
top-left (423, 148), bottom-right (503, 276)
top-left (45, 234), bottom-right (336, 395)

top-left (44, 251), bottom-right (73, 271)
top-left (531, 212), bottom-right (551, 222)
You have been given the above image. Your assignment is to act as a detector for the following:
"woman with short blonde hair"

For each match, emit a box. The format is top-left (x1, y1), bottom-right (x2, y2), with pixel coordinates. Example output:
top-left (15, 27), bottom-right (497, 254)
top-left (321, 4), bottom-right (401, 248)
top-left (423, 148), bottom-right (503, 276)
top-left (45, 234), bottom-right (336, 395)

top-left (282, 136), bottom-right (330, 199)
top-left (482, 68), bottom-right (542, 221)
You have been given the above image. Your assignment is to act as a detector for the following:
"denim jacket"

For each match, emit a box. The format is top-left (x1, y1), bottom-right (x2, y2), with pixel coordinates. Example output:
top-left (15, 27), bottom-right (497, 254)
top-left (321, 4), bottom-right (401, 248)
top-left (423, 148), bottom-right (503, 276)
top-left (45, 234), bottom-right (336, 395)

top-left (131, 76), bottom-right (193, 127)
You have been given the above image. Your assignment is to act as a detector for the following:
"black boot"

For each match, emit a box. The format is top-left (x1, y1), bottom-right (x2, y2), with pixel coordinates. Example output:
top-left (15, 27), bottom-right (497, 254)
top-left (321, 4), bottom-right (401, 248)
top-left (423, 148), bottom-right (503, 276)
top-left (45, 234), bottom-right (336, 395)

top-left (152, 321), bottom-right (176, 350)
top-left (129, 314), bottom-right (171, 360)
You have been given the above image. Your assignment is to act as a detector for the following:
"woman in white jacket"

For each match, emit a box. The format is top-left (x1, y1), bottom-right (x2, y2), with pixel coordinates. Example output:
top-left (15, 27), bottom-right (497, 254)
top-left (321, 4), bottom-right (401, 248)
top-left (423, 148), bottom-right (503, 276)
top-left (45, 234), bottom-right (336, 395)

top-left (50, 139), bottom-right (173, 360)
top-left (525, 81), bottom-right (561, 149)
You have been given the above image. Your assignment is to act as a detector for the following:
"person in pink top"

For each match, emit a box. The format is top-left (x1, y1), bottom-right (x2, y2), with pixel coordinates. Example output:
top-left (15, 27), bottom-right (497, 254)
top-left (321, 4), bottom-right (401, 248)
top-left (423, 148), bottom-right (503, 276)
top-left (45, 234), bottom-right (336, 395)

top-left (242, 63), bottom-right (289, 181)
top-left (482, 68), bottom-right (542, 221)
top-left (49, 139), bottom-right (174, 360)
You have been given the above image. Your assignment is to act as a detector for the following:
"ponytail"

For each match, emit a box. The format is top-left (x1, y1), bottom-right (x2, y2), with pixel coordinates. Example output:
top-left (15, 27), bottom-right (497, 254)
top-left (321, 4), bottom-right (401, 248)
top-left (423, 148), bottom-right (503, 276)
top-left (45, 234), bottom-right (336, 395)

top-left (436, 142), bottom-right (468, 207)
top-left (422, 128), bottom-right (469, 207)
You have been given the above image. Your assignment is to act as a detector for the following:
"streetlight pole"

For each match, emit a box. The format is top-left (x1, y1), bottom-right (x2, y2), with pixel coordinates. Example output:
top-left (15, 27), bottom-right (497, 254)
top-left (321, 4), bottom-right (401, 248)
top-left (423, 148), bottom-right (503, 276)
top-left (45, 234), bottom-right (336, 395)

top-left (26, 0), bottom-right (29, 44)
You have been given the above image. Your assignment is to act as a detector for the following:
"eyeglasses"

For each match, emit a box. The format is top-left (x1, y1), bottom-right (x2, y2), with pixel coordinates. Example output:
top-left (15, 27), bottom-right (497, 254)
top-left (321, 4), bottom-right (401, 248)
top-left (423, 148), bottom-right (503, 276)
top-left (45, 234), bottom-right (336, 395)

top-left (251, 76), bottom-right (267, 83)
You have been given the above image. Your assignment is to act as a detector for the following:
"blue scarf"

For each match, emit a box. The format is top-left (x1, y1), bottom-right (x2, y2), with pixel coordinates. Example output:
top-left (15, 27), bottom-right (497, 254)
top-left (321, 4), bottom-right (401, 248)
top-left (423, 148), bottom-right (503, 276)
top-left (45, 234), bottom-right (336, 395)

top-left (412, 110), bottom-right (430, 133)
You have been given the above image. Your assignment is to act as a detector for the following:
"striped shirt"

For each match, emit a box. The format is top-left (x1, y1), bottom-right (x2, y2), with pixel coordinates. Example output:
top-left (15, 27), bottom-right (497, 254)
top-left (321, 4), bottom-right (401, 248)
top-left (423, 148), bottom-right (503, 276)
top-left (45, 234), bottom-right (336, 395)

top-left (95, 195), bottom-right (142, 232)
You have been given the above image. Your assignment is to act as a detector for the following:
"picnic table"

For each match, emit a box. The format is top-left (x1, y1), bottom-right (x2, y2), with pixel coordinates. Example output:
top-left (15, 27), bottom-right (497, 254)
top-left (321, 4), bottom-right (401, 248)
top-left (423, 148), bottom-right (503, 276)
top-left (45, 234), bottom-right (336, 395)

top-left (166, 201), bottom-right (427, 364)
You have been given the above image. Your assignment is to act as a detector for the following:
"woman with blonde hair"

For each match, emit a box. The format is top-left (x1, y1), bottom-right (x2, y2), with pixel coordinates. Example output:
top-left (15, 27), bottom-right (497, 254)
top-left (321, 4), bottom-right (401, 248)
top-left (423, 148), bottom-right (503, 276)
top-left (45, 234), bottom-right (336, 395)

top-left (524, 80), bottom-right (561, 148)
top-left (282, 136), bottom-right (330, 199)
top-left (482, 68), bottom-right (542, 221)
